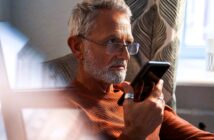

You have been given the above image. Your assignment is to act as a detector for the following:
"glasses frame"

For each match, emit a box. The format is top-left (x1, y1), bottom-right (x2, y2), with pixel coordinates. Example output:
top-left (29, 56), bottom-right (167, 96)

top-left (78, 35), bottom-right (139, 55)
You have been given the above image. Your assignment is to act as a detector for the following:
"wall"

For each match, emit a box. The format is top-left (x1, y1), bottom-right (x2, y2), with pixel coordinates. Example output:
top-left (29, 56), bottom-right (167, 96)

top-left (0, 0), bottom-right (11, 21)
top-left (176, 85), bottom-right (214, 133)
top-left (10, 0), bottom-right (78, 61)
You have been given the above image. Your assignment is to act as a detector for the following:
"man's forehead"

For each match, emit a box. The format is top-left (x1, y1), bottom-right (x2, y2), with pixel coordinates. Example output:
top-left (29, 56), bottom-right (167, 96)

top-left (96, 22), bottom-right (133, 40)
top-left (114, 24), bottom-right (133, 40)
top-left (93, 9), bottom-right (128, 25)
top-left (116, 21), bottom-right (130, 27)
top-left (90, 9), bottom-right (132, 38)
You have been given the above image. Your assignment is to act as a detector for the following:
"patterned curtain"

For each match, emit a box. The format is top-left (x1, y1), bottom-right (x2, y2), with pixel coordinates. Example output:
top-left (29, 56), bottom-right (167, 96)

top-left (125, 0), bottom-right (185, 109)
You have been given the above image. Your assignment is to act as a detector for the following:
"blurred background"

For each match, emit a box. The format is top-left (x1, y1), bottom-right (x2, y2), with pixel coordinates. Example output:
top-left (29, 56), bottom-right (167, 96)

top-left (0, 0), bottom-right (214, 140)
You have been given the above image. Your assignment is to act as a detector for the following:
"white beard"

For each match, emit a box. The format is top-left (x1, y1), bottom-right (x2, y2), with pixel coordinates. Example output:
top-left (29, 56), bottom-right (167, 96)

top-left (83, 47), bottom-right (127, 84)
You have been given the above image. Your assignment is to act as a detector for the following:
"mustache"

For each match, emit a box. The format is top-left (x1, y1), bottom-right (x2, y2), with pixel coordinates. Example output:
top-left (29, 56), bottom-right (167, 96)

top-left (108, 59), bottom-right (127, 68)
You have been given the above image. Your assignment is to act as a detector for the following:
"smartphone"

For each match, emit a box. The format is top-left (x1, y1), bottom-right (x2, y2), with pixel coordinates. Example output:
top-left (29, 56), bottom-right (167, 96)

top-left (117, 61), bottom-right (170, 105)
top-left (131, 61), bottom-right (170, 101)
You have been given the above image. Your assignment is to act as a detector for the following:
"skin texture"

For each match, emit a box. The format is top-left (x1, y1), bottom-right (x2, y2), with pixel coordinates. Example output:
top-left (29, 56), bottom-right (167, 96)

top-left (68, 9), bottom-right (165, 139)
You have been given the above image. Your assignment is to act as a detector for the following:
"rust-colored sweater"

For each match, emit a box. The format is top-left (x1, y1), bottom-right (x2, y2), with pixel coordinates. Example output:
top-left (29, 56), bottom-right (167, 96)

top-left (64, 80), bottom-right (214, 140)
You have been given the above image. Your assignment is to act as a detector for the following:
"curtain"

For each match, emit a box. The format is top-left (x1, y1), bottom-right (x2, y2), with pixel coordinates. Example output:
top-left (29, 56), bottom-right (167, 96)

top-left (125, 0), bottom-right (185, 109)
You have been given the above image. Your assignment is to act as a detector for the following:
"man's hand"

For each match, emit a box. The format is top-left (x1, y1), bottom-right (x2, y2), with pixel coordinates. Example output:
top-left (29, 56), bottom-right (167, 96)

top-left (118, 80), bottom-right (165, 139)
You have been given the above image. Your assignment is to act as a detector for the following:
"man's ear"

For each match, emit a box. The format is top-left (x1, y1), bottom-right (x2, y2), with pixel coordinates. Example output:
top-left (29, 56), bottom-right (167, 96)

top-left (67, 36), bottom-right (83, 60)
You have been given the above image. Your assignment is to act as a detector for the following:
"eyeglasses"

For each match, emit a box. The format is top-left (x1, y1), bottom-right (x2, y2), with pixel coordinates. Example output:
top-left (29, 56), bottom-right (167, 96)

top-left (78, 35), bottom-right (139, 55)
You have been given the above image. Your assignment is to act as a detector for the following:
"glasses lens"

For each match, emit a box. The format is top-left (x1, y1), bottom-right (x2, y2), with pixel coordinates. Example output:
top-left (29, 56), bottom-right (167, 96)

top-left (128, 43), bottom-right (140, 55)
top-left (106, 43), bottom-right (140, 55)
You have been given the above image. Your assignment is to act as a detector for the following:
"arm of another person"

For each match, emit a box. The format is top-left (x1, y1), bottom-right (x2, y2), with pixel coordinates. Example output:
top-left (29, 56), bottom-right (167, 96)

top-left (160, 106), bottom-right (214, 140)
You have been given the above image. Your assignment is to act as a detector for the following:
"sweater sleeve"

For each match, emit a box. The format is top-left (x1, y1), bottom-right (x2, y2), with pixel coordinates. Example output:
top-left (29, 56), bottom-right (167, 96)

top-left (160, 106), bottom-right (214, 140)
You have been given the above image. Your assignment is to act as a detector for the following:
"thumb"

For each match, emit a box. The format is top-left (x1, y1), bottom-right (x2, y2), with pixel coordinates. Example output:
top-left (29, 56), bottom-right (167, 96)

top-left (148, 79), bottom-right (164, 99)
top-left (114, 81), bottom-right (132, 93)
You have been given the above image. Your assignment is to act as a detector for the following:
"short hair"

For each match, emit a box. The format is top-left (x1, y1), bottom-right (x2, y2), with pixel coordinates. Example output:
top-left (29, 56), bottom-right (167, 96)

top-left (68, 0), bottom-right (132, 37)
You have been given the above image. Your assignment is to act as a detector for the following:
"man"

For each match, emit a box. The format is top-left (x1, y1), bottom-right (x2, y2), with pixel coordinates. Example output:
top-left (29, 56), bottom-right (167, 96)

top-left (67, 0), bottom-right (214, 139)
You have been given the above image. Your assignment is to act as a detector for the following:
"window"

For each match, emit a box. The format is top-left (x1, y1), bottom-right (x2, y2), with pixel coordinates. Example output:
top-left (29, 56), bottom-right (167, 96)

top-left (180, 0), bottom-right (214, 59)
top-left (176, 0), bottom-right (214, 84)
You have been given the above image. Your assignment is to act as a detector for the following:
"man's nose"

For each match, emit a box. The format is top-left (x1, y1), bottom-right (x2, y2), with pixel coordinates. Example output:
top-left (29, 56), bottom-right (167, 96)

top-left (118, 46), bottom-right (130, 60)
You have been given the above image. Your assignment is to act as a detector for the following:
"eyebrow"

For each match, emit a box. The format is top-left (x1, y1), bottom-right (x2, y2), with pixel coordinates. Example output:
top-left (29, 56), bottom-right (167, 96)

top-left (104, 33), bottom-right (134, 43)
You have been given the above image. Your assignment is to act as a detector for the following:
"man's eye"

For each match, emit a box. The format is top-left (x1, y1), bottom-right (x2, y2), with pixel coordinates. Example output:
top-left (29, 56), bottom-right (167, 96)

top-left (106, 38), bottom-right (120, 44)
top-left (105, 37), bottom-right (133, 45)
top-left (125, 41), bottom-right (132, 45)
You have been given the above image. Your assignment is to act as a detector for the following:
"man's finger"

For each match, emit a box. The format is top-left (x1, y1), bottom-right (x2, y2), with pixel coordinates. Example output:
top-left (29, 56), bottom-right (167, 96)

top-left (150, 79), bottom-right (164, 98)
top-left (123, 92), bottom-right (135, 106)
top-left (114, 82), bottom-right (132, 93)
top-left (157, 79), bottom-right (164, 89)
top-left (157, 94), bottom-right (165, 104)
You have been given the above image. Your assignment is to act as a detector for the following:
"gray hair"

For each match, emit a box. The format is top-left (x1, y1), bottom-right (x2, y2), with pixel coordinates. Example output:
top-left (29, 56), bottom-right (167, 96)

top-left (68, 0), bottom-right (132, 37)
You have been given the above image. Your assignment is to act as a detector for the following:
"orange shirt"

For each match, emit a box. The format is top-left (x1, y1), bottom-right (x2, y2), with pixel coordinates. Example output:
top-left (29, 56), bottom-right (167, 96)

top-left (63, 80), bottom-right (214, 140)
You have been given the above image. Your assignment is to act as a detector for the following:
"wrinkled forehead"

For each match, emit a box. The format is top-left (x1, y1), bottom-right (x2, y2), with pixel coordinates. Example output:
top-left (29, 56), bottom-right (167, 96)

top-left (89, 9), bottom-right (133, 40)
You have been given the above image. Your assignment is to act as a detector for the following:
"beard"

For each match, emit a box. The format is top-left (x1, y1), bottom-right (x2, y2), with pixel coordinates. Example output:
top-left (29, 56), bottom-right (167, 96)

top-left (83, 47), bottom-right (127, 84)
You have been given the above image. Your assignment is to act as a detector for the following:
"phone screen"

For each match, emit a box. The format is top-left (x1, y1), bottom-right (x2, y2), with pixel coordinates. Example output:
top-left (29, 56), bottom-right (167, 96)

top-left (117, 61), bottom-right (170, 105)
top-left (131, 61), bottom-right (170, 101)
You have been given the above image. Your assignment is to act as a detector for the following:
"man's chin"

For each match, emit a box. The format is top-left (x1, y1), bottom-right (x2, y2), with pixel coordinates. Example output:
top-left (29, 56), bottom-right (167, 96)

top-left (88, 69), bottom-right (126, 84)
top-left (105, 74), bottom-right (126, 84)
